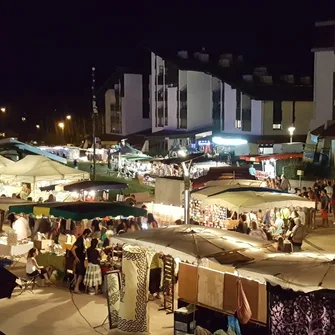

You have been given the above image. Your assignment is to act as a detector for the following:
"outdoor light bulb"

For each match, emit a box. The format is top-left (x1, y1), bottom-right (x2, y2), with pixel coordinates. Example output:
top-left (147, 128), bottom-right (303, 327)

top-left (288, 126), bottom-right (295, 134)
top-left (66, 115), bottom-right (71, 120)
top-left (21, 117), bottom-right (26, 122)
top-left (36, 125), bottom-right (40, 129)
top-left (58, 122), bottom-right (64, 129)
top-left (0, 107), bottom-right (6, 113)
top-left (178, 150), bottom-right (186, 157)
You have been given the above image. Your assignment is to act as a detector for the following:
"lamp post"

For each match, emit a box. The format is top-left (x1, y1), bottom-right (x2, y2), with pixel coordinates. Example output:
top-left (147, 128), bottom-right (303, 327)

top-left (91, 67), bottom-right (98, 181)
top-left (288, 126), bottom-right (295, 143)
top-left (58, 122), bottom-right (65, 142)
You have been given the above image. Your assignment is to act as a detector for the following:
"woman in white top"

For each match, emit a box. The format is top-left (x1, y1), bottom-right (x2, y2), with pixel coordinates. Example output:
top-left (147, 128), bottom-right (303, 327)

top-left (26, 248), bottom-right (51, 286)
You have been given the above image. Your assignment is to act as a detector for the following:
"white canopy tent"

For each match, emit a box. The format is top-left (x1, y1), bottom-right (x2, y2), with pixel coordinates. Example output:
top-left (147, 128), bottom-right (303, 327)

top-left (0, 155), bottom-right (89, 183)
top-left (205, 179), bottom-right (266, 187)
top-left (237, 252), bottom-right (335, 292)
top-left (205, 191), bottom-right (315, 212)
top-left (0, 155), bottom-right (14, 169)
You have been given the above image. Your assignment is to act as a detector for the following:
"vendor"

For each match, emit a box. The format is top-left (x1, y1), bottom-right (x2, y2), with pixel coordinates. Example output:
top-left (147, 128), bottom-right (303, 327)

top-left (102, 230), bottom-right (114, 251)
top-left (71, 228), bottom-right (91, 294)
top-left (20, 184), bottom-right (31, 200)
top-left (13, 214), bottom-right (31, 240)
top-left (26, 248), bottom-right (52, 286)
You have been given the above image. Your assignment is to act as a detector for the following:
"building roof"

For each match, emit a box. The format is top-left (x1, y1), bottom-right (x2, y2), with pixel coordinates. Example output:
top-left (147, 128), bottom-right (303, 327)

top-left (144, 126), bottom-right (213, 139)
top-left (310, 123), bottom-right (335, 139)
top-left (150, 47), bottom-right (313, 101)
top-left (144, 127), bottom-right (307, 144)
top-left (312, 21), bottom-right (335, 52)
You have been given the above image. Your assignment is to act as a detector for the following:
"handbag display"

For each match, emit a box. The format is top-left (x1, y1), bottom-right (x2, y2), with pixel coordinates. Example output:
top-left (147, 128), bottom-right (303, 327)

top-left (236, 278), bottom-right (252, 324)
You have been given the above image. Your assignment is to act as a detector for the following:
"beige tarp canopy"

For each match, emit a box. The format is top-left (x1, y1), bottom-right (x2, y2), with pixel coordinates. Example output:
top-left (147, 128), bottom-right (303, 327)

top-left (205, 191), bottom-right (315, 211)
top-left (0, 155), bottom-right (89, 183)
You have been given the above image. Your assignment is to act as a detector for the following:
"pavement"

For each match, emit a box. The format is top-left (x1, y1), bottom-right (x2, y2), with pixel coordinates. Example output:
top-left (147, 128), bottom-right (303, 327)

top-left (0, 264), bottom-right (173, 335)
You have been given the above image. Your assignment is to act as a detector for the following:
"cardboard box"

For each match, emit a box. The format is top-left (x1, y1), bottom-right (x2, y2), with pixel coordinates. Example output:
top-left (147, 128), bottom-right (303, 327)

top-left (34, 240), bottom-right (52, 250)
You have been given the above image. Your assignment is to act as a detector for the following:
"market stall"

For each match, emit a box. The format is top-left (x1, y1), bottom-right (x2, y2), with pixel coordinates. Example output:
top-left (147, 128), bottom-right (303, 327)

top-left (239, 153), bottom-right (303, 179)
top-left (113, 225), bottom-right (273, 333)
top-left (40, 180), bottom-right (128, 202)
top-left (0, 155), bottom-right (89, 201)
top-left (190, 186), bottom-right (313, 229)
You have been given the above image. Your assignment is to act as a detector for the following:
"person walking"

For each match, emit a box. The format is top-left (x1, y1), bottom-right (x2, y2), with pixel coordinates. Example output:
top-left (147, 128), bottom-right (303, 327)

top-left (71, 228), bottom-right (91, 294)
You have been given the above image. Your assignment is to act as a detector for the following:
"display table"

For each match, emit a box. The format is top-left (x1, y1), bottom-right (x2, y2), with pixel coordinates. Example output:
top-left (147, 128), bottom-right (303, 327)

top-left (0, 241), bottom-right (34, 266)
top-left (36, 252), bottom-right (66, 273)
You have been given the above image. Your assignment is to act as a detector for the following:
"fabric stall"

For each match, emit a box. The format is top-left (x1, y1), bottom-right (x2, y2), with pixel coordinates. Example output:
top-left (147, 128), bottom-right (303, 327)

top-left (117, 245), bottom-right (154, 334)
top-left (267, 283), bottom-right (335, 335)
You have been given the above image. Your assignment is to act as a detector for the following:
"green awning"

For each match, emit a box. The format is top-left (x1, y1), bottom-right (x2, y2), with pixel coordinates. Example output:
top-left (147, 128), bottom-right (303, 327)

top-left (9, 202), bottom-right (147, 220)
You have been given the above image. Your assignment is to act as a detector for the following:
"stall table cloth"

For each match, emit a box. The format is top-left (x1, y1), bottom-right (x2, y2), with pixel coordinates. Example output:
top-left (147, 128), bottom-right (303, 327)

top-left (0, 241), bottom-right (33, 258)
top-left (36, 252), bottom-right (66, 272)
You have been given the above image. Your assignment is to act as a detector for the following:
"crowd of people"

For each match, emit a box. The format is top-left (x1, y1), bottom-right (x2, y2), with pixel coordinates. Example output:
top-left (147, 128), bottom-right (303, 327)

top-left (235, 206), bottom-right (307, 251)
top-left (7, 210), bottom-right (161, 295)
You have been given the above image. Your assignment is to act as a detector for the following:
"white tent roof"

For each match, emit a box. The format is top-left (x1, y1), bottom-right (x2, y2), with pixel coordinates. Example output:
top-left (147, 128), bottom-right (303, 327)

top-left (0, 155), bottom-right (89, 182)
top-left (238, 252), bottom-right (335, 292)
top-left (206, 190), bottom-right (315, 211)
top-left (205, 179), bottom-right (265, 187)
top-left (0, 155), bottom-right (14, 169)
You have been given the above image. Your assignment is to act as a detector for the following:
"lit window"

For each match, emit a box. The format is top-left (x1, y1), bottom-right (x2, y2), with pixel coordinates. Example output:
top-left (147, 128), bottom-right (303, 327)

top-left (273, 123), bottom-right (282, 130)
top-left (235, 120), bottom-right (241, 129)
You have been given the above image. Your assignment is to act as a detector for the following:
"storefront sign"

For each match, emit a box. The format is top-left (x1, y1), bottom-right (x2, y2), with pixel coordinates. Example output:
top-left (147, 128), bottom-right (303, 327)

top-left (198, 140), bottom-right (211, 146)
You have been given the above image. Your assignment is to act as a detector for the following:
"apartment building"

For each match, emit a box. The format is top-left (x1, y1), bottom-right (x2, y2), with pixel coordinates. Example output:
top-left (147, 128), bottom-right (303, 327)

top-left (305, 21), bottom-right (335, 165)
top-left (150, 53), bottom-right (216, 133)
top-left (148, 51), bottom-right (313, 151)
top-left (104, 68), bottom-right (151, 136)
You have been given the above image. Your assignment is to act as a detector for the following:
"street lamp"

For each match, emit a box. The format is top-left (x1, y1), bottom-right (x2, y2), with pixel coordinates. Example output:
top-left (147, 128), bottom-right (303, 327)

top-left (36, 124), bottom-right (40, 129)
top-left (1, 107), bottom-right (6, 113)
top-left (288, 126), bottom-right (295, 143)
top-left (66, 115), bottom-right (71, 120)
top-left (58, 122), bottom-right (64, 130)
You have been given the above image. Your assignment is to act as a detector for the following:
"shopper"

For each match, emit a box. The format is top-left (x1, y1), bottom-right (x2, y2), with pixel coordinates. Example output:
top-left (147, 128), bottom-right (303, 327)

top-left (149, 252), bottom-right (163, 300)
top-left (71, 228), bottom-right (91, 294)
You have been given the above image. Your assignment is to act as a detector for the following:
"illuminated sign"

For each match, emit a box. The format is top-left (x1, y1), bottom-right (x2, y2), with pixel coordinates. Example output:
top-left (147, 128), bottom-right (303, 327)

top-left (198, 140), bottom-right (211, 146)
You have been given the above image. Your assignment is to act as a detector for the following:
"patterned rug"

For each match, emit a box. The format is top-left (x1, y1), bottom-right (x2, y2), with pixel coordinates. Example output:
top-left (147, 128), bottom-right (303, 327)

top-left (117, 245), bottom-right (154, 334)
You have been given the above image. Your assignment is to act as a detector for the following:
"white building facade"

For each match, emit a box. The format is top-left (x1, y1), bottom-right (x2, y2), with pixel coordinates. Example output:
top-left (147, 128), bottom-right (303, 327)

top-left (310, 21), bottom-right (335, 131)
top-left (105, 72), bottom-right (150, 136)
top-left (150, 52), bottom-right (313, 140)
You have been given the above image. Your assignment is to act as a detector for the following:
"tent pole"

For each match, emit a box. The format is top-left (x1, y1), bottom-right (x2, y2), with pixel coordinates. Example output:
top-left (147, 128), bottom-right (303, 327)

top-left (182, 161), bottom-right (192, 225)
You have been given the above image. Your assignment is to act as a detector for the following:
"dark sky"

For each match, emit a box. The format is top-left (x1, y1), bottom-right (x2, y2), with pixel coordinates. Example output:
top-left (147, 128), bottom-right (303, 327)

top-left (1, 3), bottom-right (334, 125)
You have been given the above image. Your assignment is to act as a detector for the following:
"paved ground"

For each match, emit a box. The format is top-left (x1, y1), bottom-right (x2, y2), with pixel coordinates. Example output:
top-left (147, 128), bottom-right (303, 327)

top-left (0, 264), bottom-right (173, 335)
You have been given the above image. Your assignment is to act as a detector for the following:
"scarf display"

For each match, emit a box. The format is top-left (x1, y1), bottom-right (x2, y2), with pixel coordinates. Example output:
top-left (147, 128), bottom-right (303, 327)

top-left (267, 283), bottom-right (335, 335)
top-left (106, 270), bottom-right (122, 328)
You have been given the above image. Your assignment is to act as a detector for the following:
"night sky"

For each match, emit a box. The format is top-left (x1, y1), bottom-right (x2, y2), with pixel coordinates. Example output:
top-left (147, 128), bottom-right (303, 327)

top-left (0, 3), bottom-right (334, 130)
